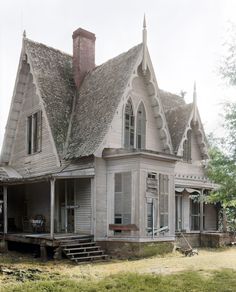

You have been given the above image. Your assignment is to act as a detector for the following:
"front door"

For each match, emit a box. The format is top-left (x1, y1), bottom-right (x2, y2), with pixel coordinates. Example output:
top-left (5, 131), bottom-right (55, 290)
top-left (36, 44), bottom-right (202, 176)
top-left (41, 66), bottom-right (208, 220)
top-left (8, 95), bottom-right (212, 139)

top-left (59, 180), bottom-right (77, 233)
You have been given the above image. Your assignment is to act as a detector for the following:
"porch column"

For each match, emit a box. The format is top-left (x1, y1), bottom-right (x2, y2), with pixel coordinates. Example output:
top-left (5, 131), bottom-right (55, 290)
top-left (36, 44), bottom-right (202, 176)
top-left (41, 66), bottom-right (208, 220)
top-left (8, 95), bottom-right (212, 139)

top-left (3, 186), bottom-right (7, 234)
top-left (50, 178), bottom-right (55, 239)
top-left (200, 189), bottom-right (204, 232)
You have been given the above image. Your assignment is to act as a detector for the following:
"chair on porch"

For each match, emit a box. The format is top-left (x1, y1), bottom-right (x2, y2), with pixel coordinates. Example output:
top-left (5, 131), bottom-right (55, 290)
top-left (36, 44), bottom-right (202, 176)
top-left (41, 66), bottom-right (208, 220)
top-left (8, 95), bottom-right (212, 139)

top-left (30, 215), bottom-right (46, 233)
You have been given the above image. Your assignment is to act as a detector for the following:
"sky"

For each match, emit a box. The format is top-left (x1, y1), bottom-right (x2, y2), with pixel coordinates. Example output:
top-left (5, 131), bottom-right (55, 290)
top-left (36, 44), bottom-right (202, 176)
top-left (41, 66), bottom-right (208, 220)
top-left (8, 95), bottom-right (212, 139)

top-left (0, 0), bottom-right (236, 151)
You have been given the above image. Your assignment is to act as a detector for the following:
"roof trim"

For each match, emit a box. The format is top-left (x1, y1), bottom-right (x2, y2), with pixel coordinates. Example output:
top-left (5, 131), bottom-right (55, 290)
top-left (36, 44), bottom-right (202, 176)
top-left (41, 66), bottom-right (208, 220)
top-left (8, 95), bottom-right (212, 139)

top-left (177, 105), bottom-right (209, 159)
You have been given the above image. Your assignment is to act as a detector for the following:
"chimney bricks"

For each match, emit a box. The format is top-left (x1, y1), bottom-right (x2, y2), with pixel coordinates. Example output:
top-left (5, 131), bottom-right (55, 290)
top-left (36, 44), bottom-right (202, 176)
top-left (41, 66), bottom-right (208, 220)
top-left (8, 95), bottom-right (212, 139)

top-left (72, 28), bottom-right (96, 89)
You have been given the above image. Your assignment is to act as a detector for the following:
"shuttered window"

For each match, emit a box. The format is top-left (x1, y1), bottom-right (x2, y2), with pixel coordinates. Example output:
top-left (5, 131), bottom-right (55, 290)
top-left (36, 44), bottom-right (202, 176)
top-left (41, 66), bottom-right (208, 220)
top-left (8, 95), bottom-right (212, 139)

top-left (124, 100), bottom-right (134, 148)
top-left (27, 111), bottom-right (42, 154)
top-left (136, 102), bottom-right (146, 149)
top-left (183, 130), bottom-right (191, 162)
top-left (114, 172), bottom-right (132, 225)
top-left (159, 174), bottom-right (169, 228)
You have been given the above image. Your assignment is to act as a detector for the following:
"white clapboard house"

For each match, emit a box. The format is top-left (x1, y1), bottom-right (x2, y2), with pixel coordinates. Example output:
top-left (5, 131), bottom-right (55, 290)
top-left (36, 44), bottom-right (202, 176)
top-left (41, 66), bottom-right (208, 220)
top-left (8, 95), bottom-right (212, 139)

top-left (0, 20), bottom-right (219, 260)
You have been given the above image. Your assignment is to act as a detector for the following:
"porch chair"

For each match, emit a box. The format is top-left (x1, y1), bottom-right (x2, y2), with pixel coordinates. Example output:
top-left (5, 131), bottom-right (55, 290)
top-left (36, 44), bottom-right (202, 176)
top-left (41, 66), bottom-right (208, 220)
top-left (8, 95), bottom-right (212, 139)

top-left (30, 214), bottom-right (46, 233)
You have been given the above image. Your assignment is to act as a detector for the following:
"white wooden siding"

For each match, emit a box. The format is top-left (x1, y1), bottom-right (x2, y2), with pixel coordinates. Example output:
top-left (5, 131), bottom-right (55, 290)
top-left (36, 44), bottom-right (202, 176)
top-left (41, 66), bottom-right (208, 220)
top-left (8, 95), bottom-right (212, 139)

top-left (10, 72), bottom-right (59, 176)
top-left (75, 178), bottom-right (92, 234)
top-left (104, 74), bottom-right (163, 152)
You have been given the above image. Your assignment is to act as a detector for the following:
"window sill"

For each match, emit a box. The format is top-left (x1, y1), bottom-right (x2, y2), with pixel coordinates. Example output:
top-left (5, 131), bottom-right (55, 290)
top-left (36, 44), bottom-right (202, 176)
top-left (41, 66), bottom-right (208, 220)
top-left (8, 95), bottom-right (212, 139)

top-left (109, 224), bottom-right (139, 231)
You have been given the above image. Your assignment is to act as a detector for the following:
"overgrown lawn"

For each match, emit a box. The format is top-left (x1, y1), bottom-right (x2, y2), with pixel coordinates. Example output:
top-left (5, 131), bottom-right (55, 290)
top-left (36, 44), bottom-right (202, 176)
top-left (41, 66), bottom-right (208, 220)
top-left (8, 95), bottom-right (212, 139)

top-left (3, 269), bottom-right (236, 292)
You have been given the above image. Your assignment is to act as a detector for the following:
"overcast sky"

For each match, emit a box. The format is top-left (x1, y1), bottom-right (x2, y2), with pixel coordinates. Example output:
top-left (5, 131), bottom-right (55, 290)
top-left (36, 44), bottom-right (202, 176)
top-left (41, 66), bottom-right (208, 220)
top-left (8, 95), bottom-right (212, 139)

top-left (0, 0), bottom-right (236, 151)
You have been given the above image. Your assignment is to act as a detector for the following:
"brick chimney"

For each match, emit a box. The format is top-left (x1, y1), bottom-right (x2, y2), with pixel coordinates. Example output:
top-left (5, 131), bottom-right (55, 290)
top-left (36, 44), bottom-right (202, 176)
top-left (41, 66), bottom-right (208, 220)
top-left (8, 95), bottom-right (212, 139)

top-left (72, 28), bottom-right (96, 89)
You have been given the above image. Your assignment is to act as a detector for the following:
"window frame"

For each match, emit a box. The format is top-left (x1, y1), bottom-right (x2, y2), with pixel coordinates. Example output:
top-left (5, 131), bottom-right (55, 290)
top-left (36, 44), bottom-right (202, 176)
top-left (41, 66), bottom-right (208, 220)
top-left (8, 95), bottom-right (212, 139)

top-left (183, 130), bottom-right (192, 162)
top-left (114, 172), bottom-right (132, 226)
top-left (27, 111), bottom-right (42, 155)
top-left (136, 102), bottom-right (146, 149)
top-left (124, 99), bottom-right (135, 148)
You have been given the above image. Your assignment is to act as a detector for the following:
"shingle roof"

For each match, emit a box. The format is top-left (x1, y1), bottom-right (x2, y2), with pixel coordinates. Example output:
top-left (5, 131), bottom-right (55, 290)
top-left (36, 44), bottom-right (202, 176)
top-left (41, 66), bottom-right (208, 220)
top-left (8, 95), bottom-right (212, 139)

top-left (65, 44), bottom-right (142, 159)
top-left (23, 38), bottom-right (192, 159)
top-left (0, 167), bottom-right (9, 179)
top-left (165, 103), bottom-right (193, 152)
top-left (24, 39), bottom-right (76, 156)
top-left (159, 89), bottom-right (186, 112)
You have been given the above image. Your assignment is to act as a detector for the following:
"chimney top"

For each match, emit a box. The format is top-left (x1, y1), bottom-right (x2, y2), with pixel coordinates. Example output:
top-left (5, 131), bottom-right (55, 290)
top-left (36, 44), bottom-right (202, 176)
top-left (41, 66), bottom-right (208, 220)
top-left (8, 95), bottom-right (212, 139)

top-left (73, 28), bottom-right (96, 41)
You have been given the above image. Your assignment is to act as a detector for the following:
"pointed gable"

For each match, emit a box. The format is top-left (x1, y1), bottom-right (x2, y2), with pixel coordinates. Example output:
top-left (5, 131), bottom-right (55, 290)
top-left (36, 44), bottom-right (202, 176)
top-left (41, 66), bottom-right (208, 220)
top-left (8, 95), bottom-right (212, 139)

top-left (24, 39), bottom-right (76, 156)
top-left (65, 44), bottom-right (142, 159)
top-left (165, 103), bottom-right (193, 153)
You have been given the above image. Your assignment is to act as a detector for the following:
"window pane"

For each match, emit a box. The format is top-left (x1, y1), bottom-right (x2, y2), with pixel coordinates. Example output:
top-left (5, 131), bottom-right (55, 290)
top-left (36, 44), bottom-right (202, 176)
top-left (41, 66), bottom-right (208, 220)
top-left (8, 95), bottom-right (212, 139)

top-left (114, 172), bottom-right (131, 225)
top-left (27, 116), bottom-right (32, 154)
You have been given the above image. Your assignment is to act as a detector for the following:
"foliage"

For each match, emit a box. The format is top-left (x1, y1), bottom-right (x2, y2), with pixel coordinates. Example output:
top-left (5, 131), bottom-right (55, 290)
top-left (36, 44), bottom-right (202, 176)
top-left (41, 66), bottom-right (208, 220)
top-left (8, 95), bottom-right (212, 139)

top-left (207, 146), bottom-right (236, 209)
top-left (3, 270), bottom-right (236, 292)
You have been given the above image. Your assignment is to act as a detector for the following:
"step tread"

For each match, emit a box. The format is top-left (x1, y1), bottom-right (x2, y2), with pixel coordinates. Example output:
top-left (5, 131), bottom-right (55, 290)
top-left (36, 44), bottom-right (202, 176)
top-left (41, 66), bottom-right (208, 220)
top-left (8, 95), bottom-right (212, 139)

top-left (61, 242), bottom-right (96, 247)
top-left (64, 246), bottom-right (101, 251)
top-left (67, 250), bottom-right (105, 256)
top-left (73, 254), bottom-right (108, 261)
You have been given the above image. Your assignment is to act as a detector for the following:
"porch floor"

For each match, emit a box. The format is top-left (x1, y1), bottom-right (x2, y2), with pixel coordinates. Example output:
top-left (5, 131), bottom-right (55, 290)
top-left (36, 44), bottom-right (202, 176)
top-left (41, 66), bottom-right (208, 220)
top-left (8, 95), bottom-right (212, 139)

top-left (0, 232), bottom-right (93, 247)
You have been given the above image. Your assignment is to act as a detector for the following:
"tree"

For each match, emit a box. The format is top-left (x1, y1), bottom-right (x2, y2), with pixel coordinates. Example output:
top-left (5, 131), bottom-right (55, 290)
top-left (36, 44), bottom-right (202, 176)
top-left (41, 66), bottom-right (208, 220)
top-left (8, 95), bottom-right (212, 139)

top-left (207, 25), bottom-right (236, 231)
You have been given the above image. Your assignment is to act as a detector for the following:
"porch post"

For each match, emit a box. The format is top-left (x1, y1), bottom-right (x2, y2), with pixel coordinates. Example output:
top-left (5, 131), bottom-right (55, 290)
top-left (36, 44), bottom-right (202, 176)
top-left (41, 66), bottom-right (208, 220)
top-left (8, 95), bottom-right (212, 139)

top-left (200, 189), bottom-right (204, 232)
top-left (50, 178), bottom-right (55, 239)
top-left (3, 186), bottom-right (7, 234)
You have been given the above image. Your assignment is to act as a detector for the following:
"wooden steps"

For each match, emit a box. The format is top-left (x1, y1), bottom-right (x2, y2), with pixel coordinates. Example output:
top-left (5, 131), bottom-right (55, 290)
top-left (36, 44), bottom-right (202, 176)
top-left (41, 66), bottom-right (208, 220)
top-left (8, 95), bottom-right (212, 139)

top-left (60, 236), bottom-right (108, 264)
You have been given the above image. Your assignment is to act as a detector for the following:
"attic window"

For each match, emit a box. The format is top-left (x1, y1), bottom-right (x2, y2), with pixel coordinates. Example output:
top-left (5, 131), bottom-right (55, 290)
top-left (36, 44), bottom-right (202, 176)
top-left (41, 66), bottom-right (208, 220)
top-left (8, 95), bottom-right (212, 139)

top-left (136, 102), bottom-right (146, 149)
top-left (27, 111), bottom-right (42, 154)
top-left (124, 100), bottom-right (134, 148)
top-left (183, 130), bottom-right (192, 162)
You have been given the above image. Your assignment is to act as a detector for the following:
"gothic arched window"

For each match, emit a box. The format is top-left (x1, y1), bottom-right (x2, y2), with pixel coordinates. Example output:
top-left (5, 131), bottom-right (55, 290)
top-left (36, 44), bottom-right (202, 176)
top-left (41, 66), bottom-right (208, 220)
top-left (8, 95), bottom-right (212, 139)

top-left (136, 102), bottom-right (146, 149)
top-left (183, 130), bottom-right (192, 162)
top-left (124, 100), bottom-right (134, 148)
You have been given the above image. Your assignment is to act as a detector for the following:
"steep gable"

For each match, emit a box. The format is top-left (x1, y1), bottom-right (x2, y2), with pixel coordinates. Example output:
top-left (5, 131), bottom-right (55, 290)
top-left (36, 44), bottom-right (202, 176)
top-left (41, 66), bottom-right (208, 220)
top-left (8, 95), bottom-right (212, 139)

top-left (24, 39), bottom-right (75, 156)
top-left (165, 103), bottom-right (193, 153)
top-left (65, 44), bottom-right (143, 159)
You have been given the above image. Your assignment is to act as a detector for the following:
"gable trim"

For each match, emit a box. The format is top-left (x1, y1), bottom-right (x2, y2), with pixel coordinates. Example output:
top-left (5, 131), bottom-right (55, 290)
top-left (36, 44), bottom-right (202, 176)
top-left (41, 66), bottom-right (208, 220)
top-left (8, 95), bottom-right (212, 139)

top-left (177, 106), bottom-right (209, 159)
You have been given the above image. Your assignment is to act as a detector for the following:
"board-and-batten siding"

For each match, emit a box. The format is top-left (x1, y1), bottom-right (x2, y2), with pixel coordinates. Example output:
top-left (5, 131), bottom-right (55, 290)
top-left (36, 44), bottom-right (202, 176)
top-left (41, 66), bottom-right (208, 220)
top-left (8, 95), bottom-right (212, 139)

top-left (10, 72), bottom-right (59, 176)
top-left (75, 178), bottom-right (92, 234)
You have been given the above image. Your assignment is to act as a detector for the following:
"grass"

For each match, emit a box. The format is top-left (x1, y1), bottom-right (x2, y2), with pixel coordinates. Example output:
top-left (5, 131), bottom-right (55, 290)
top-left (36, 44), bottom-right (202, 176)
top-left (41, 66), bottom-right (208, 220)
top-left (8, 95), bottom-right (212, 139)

top-left (1, 247), bottom-right (236, 291)
top-left (2, 269), bottom-right (236, 292)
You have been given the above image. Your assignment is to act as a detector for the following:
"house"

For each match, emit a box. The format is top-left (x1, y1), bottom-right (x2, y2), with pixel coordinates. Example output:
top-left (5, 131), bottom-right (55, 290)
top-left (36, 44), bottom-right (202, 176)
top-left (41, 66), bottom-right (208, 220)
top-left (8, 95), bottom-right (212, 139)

top-left (0, 20), bottom-right (220, 260)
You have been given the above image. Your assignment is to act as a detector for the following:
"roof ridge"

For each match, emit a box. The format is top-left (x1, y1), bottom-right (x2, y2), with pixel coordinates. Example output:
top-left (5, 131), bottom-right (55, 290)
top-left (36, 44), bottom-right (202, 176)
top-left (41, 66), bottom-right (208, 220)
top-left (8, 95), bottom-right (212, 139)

top-left (89, 43), bottom-right (142, 75)
top-left (24, 37), bottom-right (72, 58)
top-left (165, 102), bottom-right (193, 114)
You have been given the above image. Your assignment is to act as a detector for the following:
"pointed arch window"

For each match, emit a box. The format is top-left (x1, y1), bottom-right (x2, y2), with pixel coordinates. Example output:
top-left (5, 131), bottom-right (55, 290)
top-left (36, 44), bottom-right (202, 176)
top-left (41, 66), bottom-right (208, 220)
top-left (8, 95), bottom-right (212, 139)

top-left (124, 100), bottom-right (134, 148)
top-left (183, 130), bottom-right (192, 162)
top-left (136, 102), bottom-right (146, 149)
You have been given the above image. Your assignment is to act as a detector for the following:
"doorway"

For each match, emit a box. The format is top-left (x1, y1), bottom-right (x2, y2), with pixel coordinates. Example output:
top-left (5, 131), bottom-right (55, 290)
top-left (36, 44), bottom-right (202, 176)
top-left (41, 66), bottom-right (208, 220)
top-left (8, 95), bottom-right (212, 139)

top-left (58, 179), bottom-right (78, 233)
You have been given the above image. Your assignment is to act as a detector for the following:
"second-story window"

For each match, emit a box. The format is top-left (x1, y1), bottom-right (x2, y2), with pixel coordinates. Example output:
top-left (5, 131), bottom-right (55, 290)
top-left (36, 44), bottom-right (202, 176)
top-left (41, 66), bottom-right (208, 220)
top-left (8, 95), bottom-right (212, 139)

top-left (27, 111), bottom-right (42, 154)
top-left (183, 130), bottom-right (192, 162)
top-left (124, 100), bottom-right (134, 148)
top-left (136, 102), bottom-right (146, 149)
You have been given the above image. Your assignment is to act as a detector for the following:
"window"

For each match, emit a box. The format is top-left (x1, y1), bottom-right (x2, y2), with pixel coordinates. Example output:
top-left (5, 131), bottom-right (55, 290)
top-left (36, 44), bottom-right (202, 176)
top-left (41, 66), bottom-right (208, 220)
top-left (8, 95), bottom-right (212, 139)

top-left (147, 200), bottom-right (154, 229)
top-left (190, 200), bottom-right (200, 231)
top-left (136, 102), bottom-right (146, 149)
top-left (146, 172), bottom-right (158, 193)
top-left (124, 100), bottom-right (134, 148)
top-left (114, 172), bottom-right (132, 225)
top-left (27, 111), bottom-right (42, 154)
top-left (159, 174), bottom-right (169, 228)
top-left (183, 130), bottom-right (191, 162)
top-left (190, 198), bottom-right (205, 231)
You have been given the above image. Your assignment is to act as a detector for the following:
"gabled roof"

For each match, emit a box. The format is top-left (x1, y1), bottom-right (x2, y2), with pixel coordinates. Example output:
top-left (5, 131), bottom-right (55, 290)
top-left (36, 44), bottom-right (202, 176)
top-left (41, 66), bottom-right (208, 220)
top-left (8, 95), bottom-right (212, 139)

top-left (24, 39), bottom-right (76, 156)
top-left (65, 44), bottom-right (142, 159)
top-left (165, 103), bottom-right (193, 153)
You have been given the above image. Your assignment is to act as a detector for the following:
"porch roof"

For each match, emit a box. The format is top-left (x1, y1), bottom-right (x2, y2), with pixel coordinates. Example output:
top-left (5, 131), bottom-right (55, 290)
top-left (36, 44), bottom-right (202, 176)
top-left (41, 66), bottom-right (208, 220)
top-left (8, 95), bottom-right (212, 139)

top-left (0, 167), bottom-right (95, 185)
